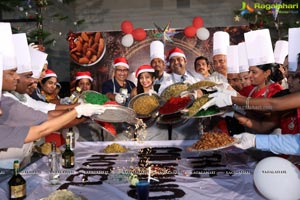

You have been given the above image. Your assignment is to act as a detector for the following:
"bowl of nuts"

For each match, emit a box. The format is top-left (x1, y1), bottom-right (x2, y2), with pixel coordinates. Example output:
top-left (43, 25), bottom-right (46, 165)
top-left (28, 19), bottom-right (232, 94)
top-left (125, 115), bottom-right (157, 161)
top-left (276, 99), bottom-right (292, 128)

top-left (69, 31), bottom-right (106, 67)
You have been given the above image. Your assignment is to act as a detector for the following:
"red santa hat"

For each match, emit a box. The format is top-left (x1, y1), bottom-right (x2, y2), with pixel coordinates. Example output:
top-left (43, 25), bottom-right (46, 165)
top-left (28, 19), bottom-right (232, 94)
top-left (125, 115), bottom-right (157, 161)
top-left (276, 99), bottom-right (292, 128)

top-left (43, 69), bottom-right (57, 79)
top-left (113, 57), bottom-right (129, 69)
top-left (168, 47), bottom-right (186, 60)
top-left (135, 64), bottom-right (155, 78)
top-left (75, 71), bottom-right (93, 82)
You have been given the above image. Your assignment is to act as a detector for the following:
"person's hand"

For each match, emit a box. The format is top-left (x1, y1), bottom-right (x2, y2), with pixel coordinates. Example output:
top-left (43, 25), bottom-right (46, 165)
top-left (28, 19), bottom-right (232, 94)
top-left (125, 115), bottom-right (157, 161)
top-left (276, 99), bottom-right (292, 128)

top-left (180, 90), bottom-right (199, 99)
top-left (208, 92), bottom-right (233, 107)
top-left (233, 132), bottom-right (256, 150)
top-left (74, 103), bottom-right (105, 118)
top-left (60, 97), bottom-right (72, 105)
top-left (214, 83), bottom-right (238, 96)
top-left (29, 42), bottom-right (39, 50)
top-left (201, 98), bottom-right (216, 110)
top-left (115, 93), bottom-right (126, 104)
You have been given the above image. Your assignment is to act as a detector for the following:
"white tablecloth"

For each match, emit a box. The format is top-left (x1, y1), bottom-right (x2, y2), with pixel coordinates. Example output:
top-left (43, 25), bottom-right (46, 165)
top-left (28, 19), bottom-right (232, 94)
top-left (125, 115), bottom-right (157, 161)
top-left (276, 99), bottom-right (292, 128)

top-left (0, 140), bottom-right (266, 200)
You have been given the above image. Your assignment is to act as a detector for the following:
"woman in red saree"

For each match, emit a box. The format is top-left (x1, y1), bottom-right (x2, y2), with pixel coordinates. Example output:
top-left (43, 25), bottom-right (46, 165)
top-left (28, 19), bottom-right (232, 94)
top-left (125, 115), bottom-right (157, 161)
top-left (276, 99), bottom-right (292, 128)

top-left (239, 63), bottom-right (283, 98)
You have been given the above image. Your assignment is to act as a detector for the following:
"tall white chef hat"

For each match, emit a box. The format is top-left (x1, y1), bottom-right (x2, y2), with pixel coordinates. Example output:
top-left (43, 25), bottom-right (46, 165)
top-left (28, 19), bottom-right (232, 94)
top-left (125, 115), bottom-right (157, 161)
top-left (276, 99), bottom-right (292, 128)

top-left (150, 40), bottom-right (165, 62)
top-left (0, 54), bottom-right (3, 100)
top-left (13, 33), bottom-right (32, 74)
top-left (244, 29), bottom-right (275, 66)
top-left (227, 45), bottom-right (239, 73)
top-left (0, 23), bottom-right (17, 70)
top-left (288, 28), bottom-right (300, 72)
top-left (238, 42), bottom-right (249, 73)
top-left (274, 40), bottom-right (288, 65)
top-left (29, 46), bottom-right (48, 78)
top-left (213, 31), bottom-right (230, 56)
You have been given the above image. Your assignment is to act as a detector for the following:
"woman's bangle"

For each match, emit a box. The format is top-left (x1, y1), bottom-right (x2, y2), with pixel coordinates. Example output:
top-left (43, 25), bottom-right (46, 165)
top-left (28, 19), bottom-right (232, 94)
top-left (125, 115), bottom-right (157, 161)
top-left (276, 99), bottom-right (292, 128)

top-left (245, 97), bottom-right (251, 109)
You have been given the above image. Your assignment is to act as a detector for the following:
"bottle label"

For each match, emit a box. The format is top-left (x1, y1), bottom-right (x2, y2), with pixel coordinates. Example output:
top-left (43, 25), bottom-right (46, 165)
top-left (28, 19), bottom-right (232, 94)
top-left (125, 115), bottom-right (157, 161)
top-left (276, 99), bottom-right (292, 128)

top-left (62, 155), bottom-right (74, 167)
top-left (67, 132), bottom-right (75, 150)
top-left (10, 184), bottom-right (26, 198)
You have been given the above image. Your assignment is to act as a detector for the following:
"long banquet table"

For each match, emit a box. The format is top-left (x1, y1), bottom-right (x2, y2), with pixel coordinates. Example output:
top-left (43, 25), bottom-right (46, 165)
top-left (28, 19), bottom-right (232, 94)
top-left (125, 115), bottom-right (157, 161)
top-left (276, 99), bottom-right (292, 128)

top-left (0, 140), bottom-right (266, 200)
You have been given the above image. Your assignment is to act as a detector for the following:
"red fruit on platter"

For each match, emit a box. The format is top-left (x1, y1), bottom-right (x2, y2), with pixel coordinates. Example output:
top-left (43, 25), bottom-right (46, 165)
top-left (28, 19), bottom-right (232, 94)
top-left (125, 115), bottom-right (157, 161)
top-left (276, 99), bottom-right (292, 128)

top-left (184, 26), bottom-right (197, 37)
top-left (132, 28), bottom-right (147, 41)
top-left (121, 20), bottom-right (134, 34)
top-left (192, 16), bottom-right (204, 28)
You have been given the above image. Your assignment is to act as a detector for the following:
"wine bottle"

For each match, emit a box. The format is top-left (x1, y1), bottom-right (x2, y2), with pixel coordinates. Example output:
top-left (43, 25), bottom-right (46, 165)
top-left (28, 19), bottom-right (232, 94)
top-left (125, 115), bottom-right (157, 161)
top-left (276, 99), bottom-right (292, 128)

top-left (8, 160), bottom-right (26, 200)
top-left (48, 142), bottom-right (60, 184)
top-left (66, 128), bottom-right (75, 151)
top-left (119, 81), bottom-right (128, 105)
top-left (69, 86), bottom-right (82, 104)
top-left (62, 136), bottom-right (75, 168)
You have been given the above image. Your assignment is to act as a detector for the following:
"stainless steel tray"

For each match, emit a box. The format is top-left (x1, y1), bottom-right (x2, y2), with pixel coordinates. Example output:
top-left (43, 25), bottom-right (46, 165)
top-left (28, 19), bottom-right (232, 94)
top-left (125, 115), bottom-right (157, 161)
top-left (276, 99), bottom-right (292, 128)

top-left (160, 82), bottom-right (189, 101)
top-left (91, 104), bottom-right (137, 124)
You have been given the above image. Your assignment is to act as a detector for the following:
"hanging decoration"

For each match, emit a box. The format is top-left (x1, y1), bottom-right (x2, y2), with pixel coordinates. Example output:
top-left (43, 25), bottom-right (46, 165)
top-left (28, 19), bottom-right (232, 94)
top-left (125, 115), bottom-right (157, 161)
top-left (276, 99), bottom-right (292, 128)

top-left (120, 20), bottom-right (147, 47)
top-left (196, 27), bottom-right (210, 41)
top-left (183, 25), bottom-right (197, 37)
top-left (152, 22), bottom-right (178, 43)
top-left (121, 34), bottom-right (134, 47)
top-left (184, 16), bottom-right (209, 41)
top-left (121, 20), bottom-right (134, 34)
top-left (132, 28), bottom-right (146, 41)
top-left (192, 16), bottom-right (204, 29)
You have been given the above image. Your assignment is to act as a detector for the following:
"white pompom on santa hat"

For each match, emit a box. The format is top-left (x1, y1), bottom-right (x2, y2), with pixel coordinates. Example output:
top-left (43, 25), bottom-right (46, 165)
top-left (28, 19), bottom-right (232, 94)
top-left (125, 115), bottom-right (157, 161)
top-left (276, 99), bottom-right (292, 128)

top-left (75, 71), bottom-right (93, 82)
top-left (43, 69), bottom-right (57, 79)
top-left (113, 57), bottom-right (129, 69)
top-left (135, 64), bottom-right (155, 78)
top-left (168, 47), bottom-right (186, 60)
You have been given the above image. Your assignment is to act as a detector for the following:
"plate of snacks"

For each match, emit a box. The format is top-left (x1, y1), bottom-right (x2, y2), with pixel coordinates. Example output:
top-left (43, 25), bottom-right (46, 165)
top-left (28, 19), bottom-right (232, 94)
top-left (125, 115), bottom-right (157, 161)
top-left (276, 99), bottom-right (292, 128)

top-left (160, 82), bottom-right (189, 101)
top-left (187, 132), bottom-right (237, 152)
top-left (102, 143), bottom-right (128, 153)
top-left (128, 93), bottom-right (161, 118)
top-left (69, 31), bottom-right (106, 67)
top-left (40, 189), bottom-right (87, 200)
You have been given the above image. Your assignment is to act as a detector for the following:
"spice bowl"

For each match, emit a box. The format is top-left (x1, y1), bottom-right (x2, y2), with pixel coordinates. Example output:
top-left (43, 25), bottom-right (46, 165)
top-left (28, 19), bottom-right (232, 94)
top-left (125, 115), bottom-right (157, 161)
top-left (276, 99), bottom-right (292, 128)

top-left (158, 94), bottom-right (194, 116)
top-left (128, 93), bottom-right (162, 119)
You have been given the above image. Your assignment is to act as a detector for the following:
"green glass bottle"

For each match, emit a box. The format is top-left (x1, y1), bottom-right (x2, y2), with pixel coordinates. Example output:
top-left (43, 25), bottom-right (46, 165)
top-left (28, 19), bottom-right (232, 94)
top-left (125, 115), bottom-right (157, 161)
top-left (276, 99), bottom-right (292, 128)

top-left (62, 136), bottom-right (75, 168)
top-left (8, 160), bottom-right (26, 200)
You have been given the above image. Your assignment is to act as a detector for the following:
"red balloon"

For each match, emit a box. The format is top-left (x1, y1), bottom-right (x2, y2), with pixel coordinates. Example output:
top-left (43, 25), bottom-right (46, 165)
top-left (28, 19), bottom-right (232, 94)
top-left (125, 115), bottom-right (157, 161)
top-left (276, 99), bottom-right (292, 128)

top-left (121, 20), bottom-right (134, 34)
top-left (132, 28), bottom-right (147, 41)
top-left (192, 16), bottom-right (204, 28)
top-left (184, 26), bottom-right (196, 37)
